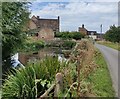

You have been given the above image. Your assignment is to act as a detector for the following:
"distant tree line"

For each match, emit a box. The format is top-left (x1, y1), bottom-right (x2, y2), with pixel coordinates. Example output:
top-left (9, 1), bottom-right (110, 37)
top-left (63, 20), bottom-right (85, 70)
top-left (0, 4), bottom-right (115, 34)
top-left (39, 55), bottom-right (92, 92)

top-left (104, 25), bottom-right (120, 43)
top-left (55, 31), bottom-right (84, 40)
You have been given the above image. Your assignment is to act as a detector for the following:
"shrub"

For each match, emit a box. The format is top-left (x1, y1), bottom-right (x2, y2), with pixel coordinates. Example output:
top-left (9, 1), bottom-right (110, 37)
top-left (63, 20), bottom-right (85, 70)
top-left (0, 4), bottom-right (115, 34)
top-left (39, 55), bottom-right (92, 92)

top-left (62, 40), bottom-right (76, 49)
top-left (55, 31), bottom-right (84, 40)
top-left (2, 56), bottom-right (69, 98)
top-left (45, 40), bottom-right (76, 50)
top-left (72, 32), bottom-right (83, 40)
top-left (21, 40), bottom-right (45, 52)
top-left (104, 25), bottom-right (120, 43)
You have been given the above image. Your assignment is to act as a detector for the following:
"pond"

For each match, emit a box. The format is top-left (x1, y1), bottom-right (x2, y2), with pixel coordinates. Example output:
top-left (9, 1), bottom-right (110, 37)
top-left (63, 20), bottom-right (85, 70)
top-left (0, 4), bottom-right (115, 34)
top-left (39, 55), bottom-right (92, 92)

top-left (18, 47), bottom-right (70, 65)
top-left (11, 39), bottom-right (76, 67)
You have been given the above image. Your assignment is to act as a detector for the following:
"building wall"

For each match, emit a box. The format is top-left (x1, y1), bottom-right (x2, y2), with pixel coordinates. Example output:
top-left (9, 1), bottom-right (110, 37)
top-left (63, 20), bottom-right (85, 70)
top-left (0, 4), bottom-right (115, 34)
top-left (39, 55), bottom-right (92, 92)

top-left (38, 28), bottom-right (54, 40)
top-left (36, 19), bottom-right (59, 32)
top-left (28, 16), bottom-right (59, 40)
top-left (89, 35), bottom-right (97, 40)
top-left (79, 27), bottom-right (87, 35)
top-left (29, 20), bottom-right (37, 30)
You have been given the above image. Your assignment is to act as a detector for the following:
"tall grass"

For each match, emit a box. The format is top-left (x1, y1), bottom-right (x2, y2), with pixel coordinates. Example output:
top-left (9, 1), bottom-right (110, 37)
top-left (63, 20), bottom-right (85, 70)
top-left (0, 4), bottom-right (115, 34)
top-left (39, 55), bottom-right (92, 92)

top-left (2, 40), bottom-right (114, 98)
top-left (86, 49), bottom-right (115, 97)
top-left (2, 56), bottom-right (69, 98)
top-left (97, 41), bottom-right (119, 51)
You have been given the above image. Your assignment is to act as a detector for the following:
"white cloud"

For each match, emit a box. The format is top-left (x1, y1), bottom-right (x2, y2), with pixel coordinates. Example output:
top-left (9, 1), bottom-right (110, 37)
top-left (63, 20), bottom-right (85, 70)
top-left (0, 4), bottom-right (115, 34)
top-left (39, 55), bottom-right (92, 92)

top-left (30, 1), bottom-right (118, 33)
top-left (93, 0), bottom-right (119, 2)
top-left (33, 0), bottom-right (119, 2)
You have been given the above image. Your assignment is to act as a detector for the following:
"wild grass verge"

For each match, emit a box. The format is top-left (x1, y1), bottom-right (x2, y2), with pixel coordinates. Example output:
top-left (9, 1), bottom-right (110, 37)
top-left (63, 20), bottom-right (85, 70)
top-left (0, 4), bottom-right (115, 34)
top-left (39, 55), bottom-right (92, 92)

top-left (85, 49), bottom-right (115, 97)
top-left (97, 41), bottom-right (120, 51)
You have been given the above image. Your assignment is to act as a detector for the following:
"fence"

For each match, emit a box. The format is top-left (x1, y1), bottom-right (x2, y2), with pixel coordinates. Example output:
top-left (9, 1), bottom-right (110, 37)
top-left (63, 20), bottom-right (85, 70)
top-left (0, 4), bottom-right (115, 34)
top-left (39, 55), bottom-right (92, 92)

top-left (39, 42), bottom-right (80, 98)
top-left (39, 72), bottom-right (78, 98)
top-left (39, 73), bottom-right (63, 98)
top-left (39, 40), bottom-right (93, 98)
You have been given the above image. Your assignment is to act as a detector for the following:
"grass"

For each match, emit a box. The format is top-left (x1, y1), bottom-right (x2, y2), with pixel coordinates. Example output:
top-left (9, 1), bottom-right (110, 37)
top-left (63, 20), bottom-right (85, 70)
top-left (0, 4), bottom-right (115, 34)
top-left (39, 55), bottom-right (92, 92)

top-left (2, 40), bottom-right (116, 98)
top-left (2, 56), bottom-right (69, 98)
top-left (86, 49), bottom-right (115, 97)
top-left (97, 41), bottom-right (120, 51)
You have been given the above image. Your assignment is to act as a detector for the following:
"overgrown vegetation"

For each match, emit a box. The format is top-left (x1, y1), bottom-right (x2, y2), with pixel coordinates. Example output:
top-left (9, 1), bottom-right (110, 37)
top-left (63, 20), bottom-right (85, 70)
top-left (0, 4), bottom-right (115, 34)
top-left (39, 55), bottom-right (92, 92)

top-left (61, 40), bottom-right (76, 49)
top-left (46, 39), bottom-right (76, 50)
top-left (2, 40), bottom-right (115, 98)
top-left (2, 56), bottom-right (69, 98)
top-left (97, 41), bottom-right (120, 51)
top-left (98, 25), bottom-right (120, 50)
top-left (20, 39), bottom-right (45, 52)
top-left (104, 25), bottom-right (120, 43)
top-left (86, 49), bottom-right (115, 96)
top-left (2, 2), bottom-right (30, 76)
top-left (55, 31), bottom-right (84, 40)
top-left (67, 40), bottom-right (115, 97)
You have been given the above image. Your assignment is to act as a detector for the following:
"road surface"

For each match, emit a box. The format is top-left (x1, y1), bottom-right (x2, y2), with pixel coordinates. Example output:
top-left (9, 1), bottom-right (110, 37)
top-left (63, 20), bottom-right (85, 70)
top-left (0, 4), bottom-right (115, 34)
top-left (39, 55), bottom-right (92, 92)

top-left (95, 43), bottom-right (119, 97)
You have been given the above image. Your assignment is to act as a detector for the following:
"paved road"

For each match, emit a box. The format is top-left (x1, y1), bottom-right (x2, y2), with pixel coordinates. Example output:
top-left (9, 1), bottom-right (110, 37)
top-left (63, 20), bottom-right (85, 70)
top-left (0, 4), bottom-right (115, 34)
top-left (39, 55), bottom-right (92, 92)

top-left (95, 43), bottom-right (119, 97)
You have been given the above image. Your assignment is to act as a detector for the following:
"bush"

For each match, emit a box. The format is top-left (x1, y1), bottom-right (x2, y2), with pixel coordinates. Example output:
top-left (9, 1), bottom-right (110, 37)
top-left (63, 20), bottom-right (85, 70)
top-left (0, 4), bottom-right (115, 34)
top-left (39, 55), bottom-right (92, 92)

top-left (72, 32), bottom-right (84, 40)
top-left (55, 31), bottom-right (84, 40)
top-left (21, 40), bottom-right (45, 52)
top-left (45, 40), bottom-right (76, 50)
top-left (62, 40), bottom-right (76, 49)
top-left (2, 56), bottom-right (69, 98)
top-left (104, 25), bottom-right (120, 43)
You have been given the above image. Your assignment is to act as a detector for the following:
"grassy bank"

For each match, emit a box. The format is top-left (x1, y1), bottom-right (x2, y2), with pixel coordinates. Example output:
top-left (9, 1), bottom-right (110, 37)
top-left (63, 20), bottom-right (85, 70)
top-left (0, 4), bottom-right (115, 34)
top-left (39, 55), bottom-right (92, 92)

top-left (68, 40), bottom-right (115, 97)
top-left (97, 41), bottom-right (120, 51)
top-left (1, 40), bottom-right (115, 98)
top-left (86, 49), bottom-right (115, 97)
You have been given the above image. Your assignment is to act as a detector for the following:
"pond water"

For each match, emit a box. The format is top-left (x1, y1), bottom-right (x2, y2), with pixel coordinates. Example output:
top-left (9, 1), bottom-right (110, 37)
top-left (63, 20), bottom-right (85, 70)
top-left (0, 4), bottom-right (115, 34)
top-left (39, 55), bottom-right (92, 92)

top-left (18, 47), bottom-right (69, 65)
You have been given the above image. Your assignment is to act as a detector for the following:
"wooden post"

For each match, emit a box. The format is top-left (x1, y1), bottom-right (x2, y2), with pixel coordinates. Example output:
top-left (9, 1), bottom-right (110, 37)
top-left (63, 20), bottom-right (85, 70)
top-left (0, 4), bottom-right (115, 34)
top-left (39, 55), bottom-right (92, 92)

top-left (40, 83), bottom-right (56, 98)
top-left (54, 73), bottom-right (63, 97)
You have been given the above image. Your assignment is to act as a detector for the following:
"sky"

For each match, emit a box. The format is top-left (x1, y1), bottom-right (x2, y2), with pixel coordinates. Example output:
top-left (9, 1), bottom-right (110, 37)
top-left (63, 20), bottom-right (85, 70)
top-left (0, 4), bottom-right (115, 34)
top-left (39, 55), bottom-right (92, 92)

top-left (29, 0), bottom-right (119, 33)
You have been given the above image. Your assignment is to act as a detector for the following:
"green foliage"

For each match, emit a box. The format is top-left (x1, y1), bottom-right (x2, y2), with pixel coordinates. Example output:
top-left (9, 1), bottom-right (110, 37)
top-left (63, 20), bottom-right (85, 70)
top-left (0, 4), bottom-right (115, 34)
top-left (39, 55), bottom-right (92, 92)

top-left (97, 41), bottom-right (119, 51)
top-left (2, 2), bottom-right (30, 74)
top-left (86, 49), bottom-right (115, 97)
top-left (104, 25), bottom-right (120, 43)
top-left (2, 56), bottom-right (69, 98)
top-left (62, 40), bottom-right (76, 49)
top-left (46, 40), bottom-right (76, 50)
top-left (55, 31), bottom-right (84, 40)
top-left (72, 32), bottom-right (84, 40)
top-left (21, 40), bottom-right (45, 52)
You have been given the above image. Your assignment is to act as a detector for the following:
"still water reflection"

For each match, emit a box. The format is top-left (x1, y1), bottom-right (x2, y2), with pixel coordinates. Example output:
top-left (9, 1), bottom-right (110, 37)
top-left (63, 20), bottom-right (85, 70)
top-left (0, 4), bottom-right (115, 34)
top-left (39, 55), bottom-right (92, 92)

top-left (19, 47), bottom-right (67, 65)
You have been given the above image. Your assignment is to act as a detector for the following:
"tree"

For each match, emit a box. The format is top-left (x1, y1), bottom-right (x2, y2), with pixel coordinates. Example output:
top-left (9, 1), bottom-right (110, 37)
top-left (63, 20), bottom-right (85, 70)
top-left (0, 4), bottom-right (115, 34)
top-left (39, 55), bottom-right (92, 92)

top-left (2, 2), bottom-right (30, 76)
top-left (55, 31), bottom-right (84, 40)
top-left (72, 32), bottom-right (84, 40)
top-left (104, 25), bottom-right (120, 43)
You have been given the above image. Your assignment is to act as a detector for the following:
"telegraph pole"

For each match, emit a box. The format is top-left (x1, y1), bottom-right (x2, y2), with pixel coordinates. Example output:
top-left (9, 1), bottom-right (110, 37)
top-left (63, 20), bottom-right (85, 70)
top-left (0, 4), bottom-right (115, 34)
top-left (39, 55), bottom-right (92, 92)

top-left (100, 24), bottom-right (102, 40)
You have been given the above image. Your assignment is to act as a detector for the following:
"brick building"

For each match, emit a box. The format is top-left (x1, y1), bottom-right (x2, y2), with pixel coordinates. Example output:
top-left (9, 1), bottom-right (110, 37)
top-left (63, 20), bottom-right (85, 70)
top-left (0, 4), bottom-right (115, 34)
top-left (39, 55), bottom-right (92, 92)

top-left (78, 24), bottom-right (97, 35)
top-left (78, 24), bottom-right (88, 35)
top-left (78, 24), bottom-right (97, 40)
top-left (28, 15), bottom-right (60, 40)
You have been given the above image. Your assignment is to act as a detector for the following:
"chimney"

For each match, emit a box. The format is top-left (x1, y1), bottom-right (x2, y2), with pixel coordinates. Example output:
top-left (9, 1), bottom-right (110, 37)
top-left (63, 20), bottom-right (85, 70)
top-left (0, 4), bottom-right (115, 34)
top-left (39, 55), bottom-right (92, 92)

top-left (37, 16), bottom-right (40, 19)
top-left (58, 16), bottom-right (60, 32)
top-left (58, 16), bottom-right (60, 20)
top-left (82, 24), bottom-right (84, 28)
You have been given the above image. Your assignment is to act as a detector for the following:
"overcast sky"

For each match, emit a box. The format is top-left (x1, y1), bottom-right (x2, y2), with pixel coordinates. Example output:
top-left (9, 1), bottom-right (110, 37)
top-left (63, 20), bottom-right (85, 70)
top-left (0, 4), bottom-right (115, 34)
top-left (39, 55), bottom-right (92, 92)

top-left (29, 0), bottom-right (119, 33)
